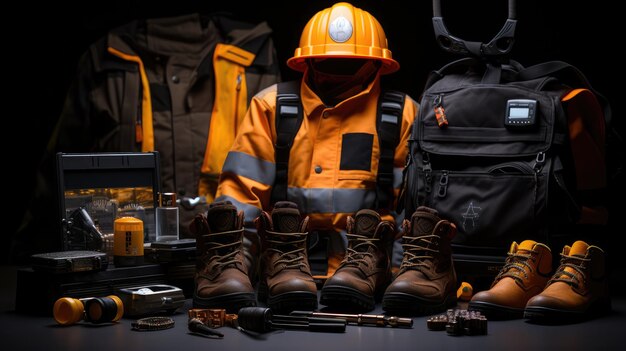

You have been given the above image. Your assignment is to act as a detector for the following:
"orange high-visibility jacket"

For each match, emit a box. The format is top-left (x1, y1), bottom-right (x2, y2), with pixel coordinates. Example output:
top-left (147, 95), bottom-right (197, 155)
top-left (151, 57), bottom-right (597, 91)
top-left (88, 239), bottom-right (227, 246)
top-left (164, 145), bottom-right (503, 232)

top-left (215, 69), bottom-right (418, 272)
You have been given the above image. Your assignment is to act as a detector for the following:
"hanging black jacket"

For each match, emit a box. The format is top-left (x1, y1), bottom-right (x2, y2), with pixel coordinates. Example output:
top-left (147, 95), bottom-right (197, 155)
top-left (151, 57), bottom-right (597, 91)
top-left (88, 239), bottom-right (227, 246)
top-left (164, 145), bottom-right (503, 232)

top-left (13, 13), bottom-right (280, 260)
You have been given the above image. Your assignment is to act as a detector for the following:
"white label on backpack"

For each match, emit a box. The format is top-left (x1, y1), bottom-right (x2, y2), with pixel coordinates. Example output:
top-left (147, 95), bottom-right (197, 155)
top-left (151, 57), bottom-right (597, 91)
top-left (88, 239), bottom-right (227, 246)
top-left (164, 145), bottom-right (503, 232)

top-left (329, 16), bottom-right (353, 43)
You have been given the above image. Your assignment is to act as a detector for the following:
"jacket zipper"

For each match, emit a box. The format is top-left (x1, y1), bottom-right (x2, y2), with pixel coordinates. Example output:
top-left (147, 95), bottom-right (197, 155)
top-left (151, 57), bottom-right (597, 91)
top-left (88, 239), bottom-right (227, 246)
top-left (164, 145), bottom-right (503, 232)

top-left (234, 71), bottom-right (243, 135)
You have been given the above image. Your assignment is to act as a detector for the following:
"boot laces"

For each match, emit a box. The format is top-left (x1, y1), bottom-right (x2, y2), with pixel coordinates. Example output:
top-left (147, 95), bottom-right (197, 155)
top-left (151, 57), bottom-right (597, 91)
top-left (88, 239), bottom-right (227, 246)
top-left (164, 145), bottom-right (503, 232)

top-left (201, 238), bottom-right (240, 269)
top-left (399, 234), bottom-right (439, 270)
top-left (340, 233), bottom-right (379, 268)
top-left (267, 234), bottom-right (308, 269)
top-left (549, 254), bottom-right (589, 287)
top-left (494, 250), bottom-right (536, 284)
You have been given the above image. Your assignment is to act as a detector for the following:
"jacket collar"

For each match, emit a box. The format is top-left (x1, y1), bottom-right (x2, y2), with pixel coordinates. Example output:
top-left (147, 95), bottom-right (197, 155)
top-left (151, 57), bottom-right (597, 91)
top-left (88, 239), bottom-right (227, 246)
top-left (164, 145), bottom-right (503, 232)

top-left (104, 13), bottom-right (276, 75)
top-left (300, 68), bottom-right (382, 117)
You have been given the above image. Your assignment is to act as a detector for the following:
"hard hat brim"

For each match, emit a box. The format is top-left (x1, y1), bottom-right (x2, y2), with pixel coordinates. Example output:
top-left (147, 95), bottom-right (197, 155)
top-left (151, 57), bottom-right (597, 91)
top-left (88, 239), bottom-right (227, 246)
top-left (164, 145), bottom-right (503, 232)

top-left (287, 55), bottom-right (400, 75)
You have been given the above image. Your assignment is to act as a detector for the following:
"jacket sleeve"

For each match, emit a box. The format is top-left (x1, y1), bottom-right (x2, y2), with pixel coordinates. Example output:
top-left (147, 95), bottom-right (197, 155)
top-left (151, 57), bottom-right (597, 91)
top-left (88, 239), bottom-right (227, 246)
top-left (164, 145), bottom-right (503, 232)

top-left (215, 85), bottom-right (278, 227)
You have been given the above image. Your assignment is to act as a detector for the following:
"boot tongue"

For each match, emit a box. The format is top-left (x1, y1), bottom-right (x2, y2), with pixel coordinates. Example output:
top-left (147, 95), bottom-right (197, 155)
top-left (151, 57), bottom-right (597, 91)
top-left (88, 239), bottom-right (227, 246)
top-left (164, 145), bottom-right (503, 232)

top-left (354, 209), bottom-right (381, 238)
top-left (557, 240), bottom-right (590, 280)
top-left (206, 201), bottom-right (239, 233)
top-left (517, 240), bottom-right (537, 252)
top-left (569, 240), bottom-right (589, 257)
top-left (272, 201), bottom-right (301, 233)
top-left (410, 206), bottom-right (440, 238)
top-left (507, 240), bottom-right (537, 272)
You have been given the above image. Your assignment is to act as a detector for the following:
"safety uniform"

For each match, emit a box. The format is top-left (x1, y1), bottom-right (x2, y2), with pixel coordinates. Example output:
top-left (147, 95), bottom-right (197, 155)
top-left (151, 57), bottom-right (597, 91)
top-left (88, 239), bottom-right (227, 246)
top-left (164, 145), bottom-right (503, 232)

top-left (217, 3), bottom-right (418, 275)
top-left (186, 2), bottom-right (419, 313)
top-left (215, 4), bottom-right (418, 275)
top-left (216, 76), bottom-right (416, 273)
top-left (217, 76), bottom-right (417, 219)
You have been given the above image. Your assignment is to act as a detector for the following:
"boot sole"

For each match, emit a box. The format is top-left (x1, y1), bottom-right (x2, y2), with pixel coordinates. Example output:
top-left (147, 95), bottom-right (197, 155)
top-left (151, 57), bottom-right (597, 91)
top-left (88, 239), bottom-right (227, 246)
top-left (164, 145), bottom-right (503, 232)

top-left (193, 292), bottom-right (256, 313)
top-left (382, 292), bottom-right (456, 316)
top-left (267, 291), bottom-right (318, 313)
top-left (320, 285), bottom-right (375, 311)
top-left (468, 300), bottom-right (524, 320)
top-left (524, 298), bottom-right (612, 323)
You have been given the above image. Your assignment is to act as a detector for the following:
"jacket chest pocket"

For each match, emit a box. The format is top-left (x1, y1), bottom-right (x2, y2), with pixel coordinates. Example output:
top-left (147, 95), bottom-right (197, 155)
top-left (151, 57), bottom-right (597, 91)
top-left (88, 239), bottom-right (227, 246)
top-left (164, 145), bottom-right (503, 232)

top-left (338, 133), bottom-right (376, 181)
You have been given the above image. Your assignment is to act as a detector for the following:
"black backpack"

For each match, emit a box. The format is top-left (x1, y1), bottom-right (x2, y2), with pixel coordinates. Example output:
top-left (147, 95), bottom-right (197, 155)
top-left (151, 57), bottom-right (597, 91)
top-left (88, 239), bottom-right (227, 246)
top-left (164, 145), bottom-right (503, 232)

top-left (399, 0), bottom-right (612, 278)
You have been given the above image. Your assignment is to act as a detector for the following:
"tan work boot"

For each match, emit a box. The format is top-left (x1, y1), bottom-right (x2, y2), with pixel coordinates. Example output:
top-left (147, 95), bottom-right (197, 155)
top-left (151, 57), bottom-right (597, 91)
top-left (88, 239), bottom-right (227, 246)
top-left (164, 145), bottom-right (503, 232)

top-left (525, 240), bottom-right (611, 322)
top-left (190, 201), bottom-right (256, 312)
top-left (256, 201), bottom-right (317, 312)
top-left (320, 209), bottom-right (394, 311)
top-left (382, 206), bottom-right (458, 315)
top-left (469, 240), bottom-right (552, 319)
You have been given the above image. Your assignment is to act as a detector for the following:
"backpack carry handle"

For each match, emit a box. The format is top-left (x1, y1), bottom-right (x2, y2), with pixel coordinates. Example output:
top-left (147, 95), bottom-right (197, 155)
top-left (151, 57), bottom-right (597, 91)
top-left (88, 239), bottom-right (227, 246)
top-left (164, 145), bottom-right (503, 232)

top-left (433, 0), bottom-right (517, 57)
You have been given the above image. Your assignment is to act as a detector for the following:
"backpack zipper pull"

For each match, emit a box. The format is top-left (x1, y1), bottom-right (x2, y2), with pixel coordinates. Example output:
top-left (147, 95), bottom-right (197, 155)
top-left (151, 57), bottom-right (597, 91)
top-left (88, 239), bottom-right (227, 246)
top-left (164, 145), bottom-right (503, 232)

top-left (533, 152), bottom-right (546, 173)
top-left (437, 171), bottom-right (448, 198)
top-left (434, 95), bottom-right (448, 128)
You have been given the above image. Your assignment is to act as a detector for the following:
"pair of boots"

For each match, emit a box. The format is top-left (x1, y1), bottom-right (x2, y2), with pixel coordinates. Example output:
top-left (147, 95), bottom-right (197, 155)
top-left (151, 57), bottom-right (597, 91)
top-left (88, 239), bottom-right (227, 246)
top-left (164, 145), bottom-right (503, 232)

top-left (191, 201), bottom-right (457, 314)
top-left (468, 239), bottom-right (611, 322)
top-left (191, 201), bottom-right (316, 313)
top-left (321, 206), bottom-right (457, 315)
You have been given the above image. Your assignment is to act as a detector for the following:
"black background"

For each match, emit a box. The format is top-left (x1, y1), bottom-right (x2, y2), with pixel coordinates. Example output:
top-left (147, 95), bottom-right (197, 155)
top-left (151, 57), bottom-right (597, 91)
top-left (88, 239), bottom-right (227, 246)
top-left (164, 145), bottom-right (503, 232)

top-left (5, 0), bottom-right (624, 290)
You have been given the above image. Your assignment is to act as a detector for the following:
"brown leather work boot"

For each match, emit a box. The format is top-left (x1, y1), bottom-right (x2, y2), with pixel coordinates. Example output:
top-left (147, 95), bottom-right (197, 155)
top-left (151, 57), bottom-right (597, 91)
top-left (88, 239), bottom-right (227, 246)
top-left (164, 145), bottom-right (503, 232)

top-left (382, 206), bottom-right (457, 315)
top-left (525, 240), bottom-right (611, 322)
top-left (256, 201), bottom-right (317, 312)
top-left (190, 201), bottom-right (256, 312)
top-left (320, 209), bottom-right (394, 311)
top-left (469, 240), bottom-right (552, 319)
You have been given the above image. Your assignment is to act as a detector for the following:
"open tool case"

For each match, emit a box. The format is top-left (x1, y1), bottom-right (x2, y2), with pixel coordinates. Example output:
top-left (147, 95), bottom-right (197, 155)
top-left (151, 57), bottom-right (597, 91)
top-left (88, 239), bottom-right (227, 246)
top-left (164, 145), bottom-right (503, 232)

top-left (56, 152), bottom-right (161, 250)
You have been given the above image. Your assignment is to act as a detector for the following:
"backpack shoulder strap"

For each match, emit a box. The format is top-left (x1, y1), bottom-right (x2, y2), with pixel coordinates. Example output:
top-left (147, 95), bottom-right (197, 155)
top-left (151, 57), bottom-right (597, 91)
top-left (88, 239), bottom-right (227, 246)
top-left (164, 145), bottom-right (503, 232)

top-left (271, 80), bottom-right (303, 205)
top-left (376, 90), bottom-right (405, 209)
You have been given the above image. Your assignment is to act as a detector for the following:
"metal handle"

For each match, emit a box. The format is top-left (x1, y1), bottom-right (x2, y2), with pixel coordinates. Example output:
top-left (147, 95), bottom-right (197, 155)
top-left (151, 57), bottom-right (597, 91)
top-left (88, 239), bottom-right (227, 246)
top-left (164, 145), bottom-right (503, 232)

top-left (432, 0), bottom-right (517, 57)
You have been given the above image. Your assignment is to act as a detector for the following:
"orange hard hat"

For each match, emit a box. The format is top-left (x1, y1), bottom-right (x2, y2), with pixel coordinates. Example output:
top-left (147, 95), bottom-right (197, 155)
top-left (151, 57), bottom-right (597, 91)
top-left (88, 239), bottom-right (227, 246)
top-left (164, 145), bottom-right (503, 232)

top-left (287, 2), bottom-right (400, 75)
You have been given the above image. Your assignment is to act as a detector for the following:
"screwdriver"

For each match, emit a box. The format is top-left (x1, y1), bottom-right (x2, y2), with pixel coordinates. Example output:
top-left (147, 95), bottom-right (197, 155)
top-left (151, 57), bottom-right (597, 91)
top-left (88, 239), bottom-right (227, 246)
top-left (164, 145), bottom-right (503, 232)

top-left (290, 311), bottom-right (413, 328)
